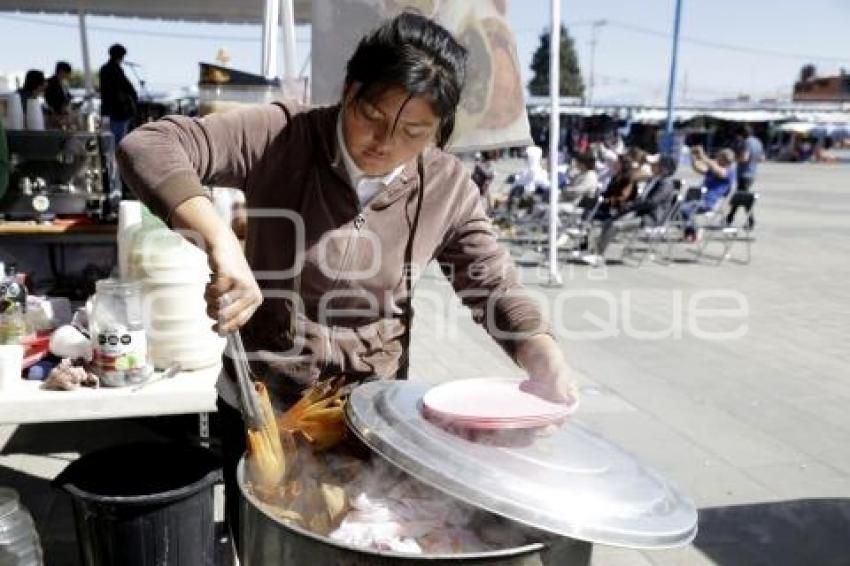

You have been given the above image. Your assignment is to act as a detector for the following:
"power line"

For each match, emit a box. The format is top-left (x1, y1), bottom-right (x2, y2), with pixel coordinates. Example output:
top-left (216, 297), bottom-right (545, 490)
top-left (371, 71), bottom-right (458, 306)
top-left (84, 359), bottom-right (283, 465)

top-left (0, 12), bottom-right (310, 43)
top-left (522, 17), bottom-right (848, 64)
top-left (594, 73), bottom-right (785, 99)
top-left (604, 19), bottom-right (850, 64)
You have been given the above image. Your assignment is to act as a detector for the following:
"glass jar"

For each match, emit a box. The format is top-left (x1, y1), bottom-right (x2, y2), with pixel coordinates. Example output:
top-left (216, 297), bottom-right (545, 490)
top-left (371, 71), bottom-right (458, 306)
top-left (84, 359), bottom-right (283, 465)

top-left (0, 488), bottom-right (44, 566)
top-left (90, 279), bottom-right (151, 387)
top-left (0, 308), bottom-right (27, 346)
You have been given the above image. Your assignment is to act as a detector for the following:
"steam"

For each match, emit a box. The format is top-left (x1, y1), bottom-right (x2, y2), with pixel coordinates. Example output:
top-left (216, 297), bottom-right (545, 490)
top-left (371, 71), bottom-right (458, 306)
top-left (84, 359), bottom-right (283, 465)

top-left (246, 436), bottom-right (532, 555)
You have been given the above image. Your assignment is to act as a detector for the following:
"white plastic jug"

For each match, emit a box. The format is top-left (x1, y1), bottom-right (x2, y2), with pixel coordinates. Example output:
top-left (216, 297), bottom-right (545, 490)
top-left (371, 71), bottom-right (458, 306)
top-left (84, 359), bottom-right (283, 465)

top-left (128, 210), bottom-right (223, 370)
top-left (0, 488), bottom-right (44, 566)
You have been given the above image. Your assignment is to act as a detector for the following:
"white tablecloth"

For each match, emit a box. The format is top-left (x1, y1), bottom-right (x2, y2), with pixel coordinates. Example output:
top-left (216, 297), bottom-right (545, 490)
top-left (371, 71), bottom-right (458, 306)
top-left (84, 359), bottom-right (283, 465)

top-left (0, 365), bottom-right (220, 425)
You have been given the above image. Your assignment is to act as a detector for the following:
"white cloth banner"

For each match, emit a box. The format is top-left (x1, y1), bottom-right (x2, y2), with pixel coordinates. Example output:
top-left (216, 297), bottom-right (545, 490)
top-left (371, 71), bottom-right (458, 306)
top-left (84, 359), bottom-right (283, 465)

top-left (312, 0), bottom-right (531, 152)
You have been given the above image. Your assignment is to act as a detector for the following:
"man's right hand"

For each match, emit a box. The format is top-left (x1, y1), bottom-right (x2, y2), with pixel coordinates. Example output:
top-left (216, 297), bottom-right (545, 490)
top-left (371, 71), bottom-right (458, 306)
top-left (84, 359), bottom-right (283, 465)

top-left (170, 195), bottom-right (262, 335)
top-left (204, 233), bottom-right (263, 335)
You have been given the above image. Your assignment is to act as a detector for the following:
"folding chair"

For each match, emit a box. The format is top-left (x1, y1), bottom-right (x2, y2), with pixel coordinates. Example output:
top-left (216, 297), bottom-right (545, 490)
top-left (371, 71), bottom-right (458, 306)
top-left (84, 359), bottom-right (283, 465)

top-left (695, 192), bottom-right (758, 264)
top-left (619, 187), bottom-right (684, 266)
top-left (662, 182), bottom-right (742, 263)
top-left (559, 196), bottom-right (605, 260)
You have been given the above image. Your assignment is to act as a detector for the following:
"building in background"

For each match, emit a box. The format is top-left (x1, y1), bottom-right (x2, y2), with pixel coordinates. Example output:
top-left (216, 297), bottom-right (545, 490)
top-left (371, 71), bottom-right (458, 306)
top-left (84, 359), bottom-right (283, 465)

top-left (793, 65), bottom-right (850, 103)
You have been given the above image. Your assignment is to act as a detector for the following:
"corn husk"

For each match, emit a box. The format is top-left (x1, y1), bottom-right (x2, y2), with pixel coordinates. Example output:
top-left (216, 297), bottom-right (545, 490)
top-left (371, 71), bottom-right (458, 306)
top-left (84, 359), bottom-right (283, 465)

top-left (247, 378), bottom-right (356, 532)
top-left (277, 378), bottom-right (349, 452)
top-left (245, 382), bottom-right (287, 488)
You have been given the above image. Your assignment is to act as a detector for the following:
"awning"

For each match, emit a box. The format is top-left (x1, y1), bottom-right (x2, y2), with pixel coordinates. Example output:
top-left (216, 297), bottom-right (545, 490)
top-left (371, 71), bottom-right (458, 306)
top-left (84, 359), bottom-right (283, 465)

top-left (0, 0), bottom-right (311, 24)
top-left (1, 0), bottom-right (311, 92)
top-left (776, 121), bottom-right (850, 138)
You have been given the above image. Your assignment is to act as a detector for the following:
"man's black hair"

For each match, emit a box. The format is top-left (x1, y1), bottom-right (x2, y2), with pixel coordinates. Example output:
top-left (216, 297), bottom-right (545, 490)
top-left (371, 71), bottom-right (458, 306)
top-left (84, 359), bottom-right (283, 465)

top-left (735, 124), bottom-right (753, 138)
top-left (55, 61), bottom-right (72, 74)
top-left (344, 12), bottom-right (467, 148)
top-left (109, 44), bottom-right (127, 59)
top-left (21, 70), bottom-right (45, 94)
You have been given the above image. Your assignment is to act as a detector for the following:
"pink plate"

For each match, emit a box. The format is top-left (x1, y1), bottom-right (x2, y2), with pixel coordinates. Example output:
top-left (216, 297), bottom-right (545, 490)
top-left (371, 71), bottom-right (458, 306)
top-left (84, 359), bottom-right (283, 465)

top-left (421, 378), bottom-right (577, 426)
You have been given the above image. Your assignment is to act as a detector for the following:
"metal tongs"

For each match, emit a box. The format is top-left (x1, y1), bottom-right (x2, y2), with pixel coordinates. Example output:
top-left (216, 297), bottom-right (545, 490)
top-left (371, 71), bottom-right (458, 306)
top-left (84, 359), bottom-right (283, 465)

top-left (226, 331), bottom-right (264, 429)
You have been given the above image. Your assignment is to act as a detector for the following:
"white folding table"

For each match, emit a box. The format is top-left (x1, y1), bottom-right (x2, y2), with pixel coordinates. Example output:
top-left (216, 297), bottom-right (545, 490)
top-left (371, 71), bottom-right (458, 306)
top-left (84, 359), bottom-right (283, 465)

top-left (0, 366), bottom-right (220, 442)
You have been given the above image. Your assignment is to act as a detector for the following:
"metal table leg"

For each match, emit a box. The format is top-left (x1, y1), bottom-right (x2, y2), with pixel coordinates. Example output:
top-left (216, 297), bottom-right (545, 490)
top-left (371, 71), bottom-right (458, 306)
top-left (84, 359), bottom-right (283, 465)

top-left (199, 412), bottom-right (211, 448)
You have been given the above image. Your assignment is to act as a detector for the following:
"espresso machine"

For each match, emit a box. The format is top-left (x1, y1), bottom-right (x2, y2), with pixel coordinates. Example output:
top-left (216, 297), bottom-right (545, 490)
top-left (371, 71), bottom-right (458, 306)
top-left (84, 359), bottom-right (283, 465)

top-left (0, 130), bottom-right (120, 221)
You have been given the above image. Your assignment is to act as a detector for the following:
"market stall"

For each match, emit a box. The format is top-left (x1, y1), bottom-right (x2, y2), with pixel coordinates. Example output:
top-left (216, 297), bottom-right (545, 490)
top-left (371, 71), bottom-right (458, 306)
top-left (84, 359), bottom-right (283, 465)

top-left (0, 5), bottom-right (705, 566)
top-left (0, 364), bottom-right (217, 426)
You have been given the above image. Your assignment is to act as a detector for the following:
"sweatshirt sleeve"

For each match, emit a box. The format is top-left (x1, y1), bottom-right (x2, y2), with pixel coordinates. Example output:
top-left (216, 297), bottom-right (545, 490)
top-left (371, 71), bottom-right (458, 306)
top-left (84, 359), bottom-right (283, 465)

top-left (116, 103), bottom-right (291, 221)
top-left (436, 171), bottom-right (551, 360)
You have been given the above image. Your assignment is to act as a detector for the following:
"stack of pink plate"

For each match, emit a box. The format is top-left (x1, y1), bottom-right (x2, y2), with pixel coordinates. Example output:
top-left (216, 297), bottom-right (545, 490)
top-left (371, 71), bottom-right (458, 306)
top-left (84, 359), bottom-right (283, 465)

top-left (421, 378), bottom-right (578, 431)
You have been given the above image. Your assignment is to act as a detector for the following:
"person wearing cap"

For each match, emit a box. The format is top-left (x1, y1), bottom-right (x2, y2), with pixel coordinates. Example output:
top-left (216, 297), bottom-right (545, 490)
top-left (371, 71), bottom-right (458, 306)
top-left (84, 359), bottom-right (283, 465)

top-left (681, 146), bottom-right (736, 241)
top-left (99, 43), bottom-right (138, 144)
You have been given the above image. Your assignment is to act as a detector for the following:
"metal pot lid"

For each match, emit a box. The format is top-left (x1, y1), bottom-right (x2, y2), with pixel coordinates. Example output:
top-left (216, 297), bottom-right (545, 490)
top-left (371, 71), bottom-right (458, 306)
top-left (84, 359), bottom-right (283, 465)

top-left (346, 380), bottom-right (698, 549)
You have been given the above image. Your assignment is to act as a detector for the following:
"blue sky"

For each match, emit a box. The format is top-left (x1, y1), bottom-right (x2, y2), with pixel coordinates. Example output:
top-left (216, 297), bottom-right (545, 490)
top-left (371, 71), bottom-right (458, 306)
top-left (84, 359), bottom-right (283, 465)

top-left (1, 0), bottom-right (849, 104)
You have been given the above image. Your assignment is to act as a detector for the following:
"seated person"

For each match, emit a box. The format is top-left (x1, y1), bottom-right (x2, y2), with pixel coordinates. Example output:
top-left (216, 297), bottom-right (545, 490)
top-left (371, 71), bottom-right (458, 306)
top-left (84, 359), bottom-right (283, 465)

top-left (582, 154), bottom-right (637, 221)
top-left (679, 147), bottom-right (736, 241)
top-left (594, 141), bottom-right (620, 189)
top-left (563, 152), bottom-right (599, 203)
top-left (472, 150), bottom-right (497, 196)
top-left (587, 155), bottom-right (679, 264)
top-left (813, 141), bottom-right (837, 163)
top-left (631, 155), bottom-right (680, 226)
top-left (627, 147), bottom-right (654, 191)
top-left (506, 145), bottom-right (548, 215)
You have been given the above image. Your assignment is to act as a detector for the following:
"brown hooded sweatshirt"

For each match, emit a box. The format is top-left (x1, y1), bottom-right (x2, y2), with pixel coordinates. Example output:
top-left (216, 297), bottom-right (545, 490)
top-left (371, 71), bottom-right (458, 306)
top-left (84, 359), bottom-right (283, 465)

top-left (117, 102), bottom-right (548, 402)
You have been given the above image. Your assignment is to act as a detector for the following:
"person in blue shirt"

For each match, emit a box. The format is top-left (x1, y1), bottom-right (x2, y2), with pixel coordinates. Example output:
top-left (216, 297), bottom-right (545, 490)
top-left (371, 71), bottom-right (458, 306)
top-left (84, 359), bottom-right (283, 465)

top-left (680, 146), bottom-right (736, 241)
top-left (726, 125), bottom-right (763, 228)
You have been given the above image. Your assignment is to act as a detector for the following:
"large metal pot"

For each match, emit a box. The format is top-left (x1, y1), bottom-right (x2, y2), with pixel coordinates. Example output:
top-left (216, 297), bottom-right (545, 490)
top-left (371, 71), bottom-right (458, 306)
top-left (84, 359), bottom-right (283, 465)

top-left (237, 458), bottom-right (592, 566)
top-left (237, 380), bottom-right (696, 565)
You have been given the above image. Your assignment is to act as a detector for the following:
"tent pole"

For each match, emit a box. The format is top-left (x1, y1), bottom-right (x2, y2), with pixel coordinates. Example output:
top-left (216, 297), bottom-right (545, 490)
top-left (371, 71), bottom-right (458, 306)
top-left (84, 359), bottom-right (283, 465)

top-left (261, 0), bottom-right (280, 79)
top-left (547, 0), bottom-right (562, 286)
top-left (662, 0), bottom-right (684, 154)
top-left (78, 8), bottom-right (94, 97)
top-left (281, 0), bottom-right (297, 81)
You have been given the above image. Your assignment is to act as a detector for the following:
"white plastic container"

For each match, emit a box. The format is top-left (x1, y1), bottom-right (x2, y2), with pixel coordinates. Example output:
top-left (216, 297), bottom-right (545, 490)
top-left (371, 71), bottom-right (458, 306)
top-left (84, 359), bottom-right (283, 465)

top-left (0, 488), bottom-right (44, 566)
top-left (117, 201), bottom-right (143, 280)
top-left (0, 345), bottom-right (24, 393)
top-left (129, 216), bottom-right (224, 370)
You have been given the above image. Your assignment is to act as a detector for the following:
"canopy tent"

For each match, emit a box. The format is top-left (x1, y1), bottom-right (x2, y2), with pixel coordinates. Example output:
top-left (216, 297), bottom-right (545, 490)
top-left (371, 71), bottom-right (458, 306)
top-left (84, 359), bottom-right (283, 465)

top-left (0, 0), bottom-right (311, 91)
top-left (776, 121), bottom-right (850, 139)
top-left (529, 103), bottom-right (850, 126)
top-left (0, 0), bottom-right (311, 24)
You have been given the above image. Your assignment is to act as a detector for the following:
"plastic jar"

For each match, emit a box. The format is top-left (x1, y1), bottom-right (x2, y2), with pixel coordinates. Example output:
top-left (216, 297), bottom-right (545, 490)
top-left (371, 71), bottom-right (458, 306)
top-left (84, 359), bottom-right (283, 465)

top-left (90, 279), bottom-right (151, 387)
top-left (0, 488), bottom-right (44, 566)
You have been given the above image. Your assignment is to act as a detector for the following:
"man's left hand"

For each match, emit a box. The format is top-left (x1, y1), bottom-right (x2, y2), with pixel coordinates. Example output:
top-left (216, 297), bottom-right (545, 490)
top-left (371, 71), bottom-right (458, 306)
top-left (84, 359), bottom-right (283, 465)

top-left (515, 335), bottom-right (579, 404)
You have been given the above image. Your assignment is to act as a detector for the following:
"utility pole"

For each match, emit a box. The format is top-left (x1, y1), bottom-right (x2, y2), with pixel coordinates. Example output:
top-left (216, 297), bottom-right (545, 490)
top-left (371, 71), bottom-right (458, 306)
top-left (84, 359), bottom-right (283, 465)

top-left (587, 19), bottom-right (608, 106)
top-left (662, 0), bottom-right (684, 155)
top-left (547, 0), bottom-right (562, 286)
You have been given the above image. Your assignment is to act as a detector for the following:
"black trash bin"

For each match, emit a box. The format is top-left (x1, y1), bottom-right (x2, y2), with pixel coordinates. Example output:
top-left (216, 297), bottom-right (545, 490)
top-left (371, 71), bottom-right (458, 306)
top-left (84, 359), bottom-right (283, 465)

top-left (54, 442), bottom-right (221, 566)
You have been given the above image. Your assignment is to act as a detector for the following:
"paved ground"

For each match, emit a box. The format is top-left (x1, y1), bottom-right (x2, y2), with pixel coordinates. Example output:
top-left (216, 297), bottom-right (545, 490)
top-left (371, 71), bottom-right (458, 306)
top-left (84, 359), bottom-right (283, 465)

top-left (2, 160), bottom-right (849, 565)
